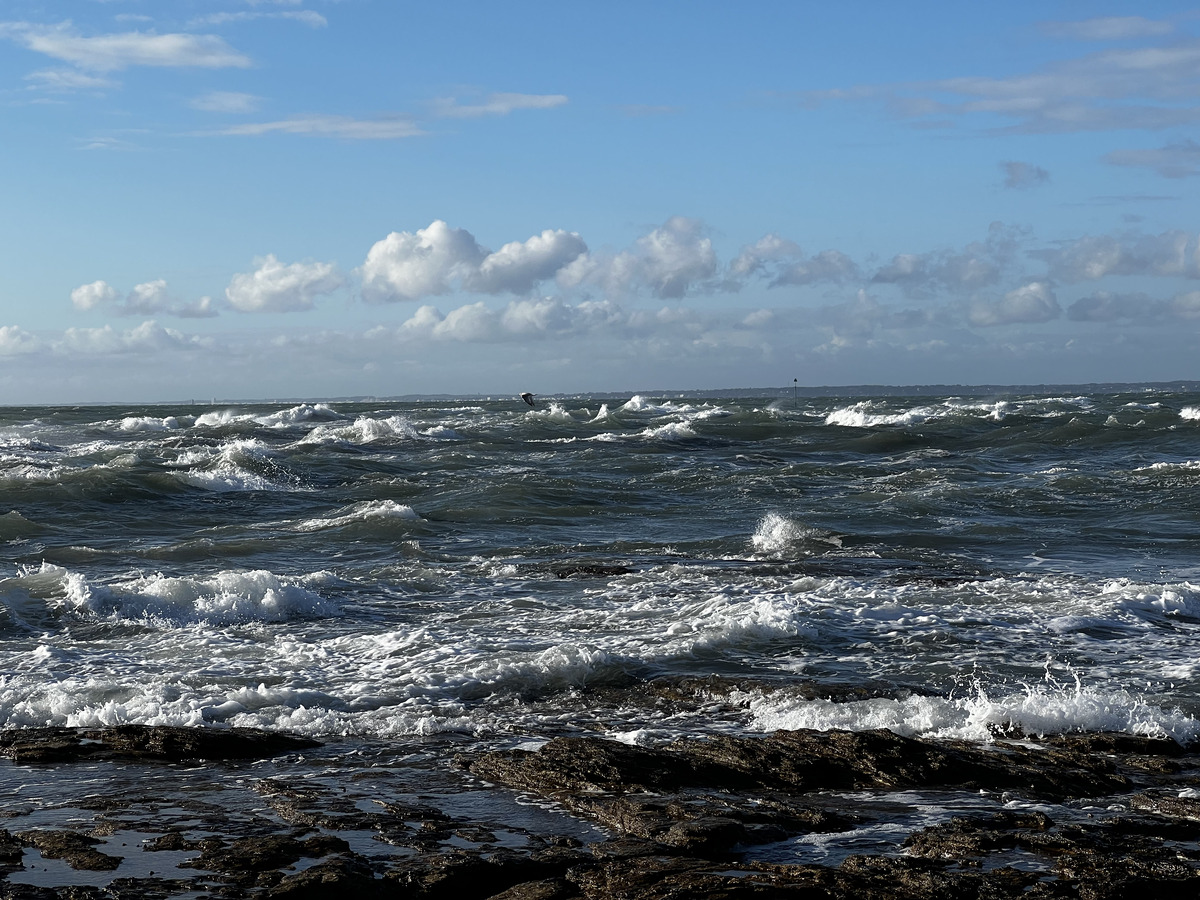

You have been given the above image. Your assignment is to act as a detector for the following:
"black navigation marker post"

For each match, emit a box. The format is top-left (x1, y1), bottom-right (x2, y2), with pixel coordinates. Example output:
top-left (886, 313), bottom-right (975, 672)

top-left (793, 378), bottom-right (797, 409)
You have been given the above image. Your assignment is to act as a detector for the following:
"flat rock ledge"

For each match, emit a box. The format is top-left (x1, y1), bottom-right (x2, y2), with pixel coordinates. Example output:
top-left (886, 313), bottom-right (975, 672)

top-left (458, 728), bottom-right (1200, 899)
top-left (0, 724), bottom-right (320, 764)
top-left (3, 726), bottom-right (1200, 898)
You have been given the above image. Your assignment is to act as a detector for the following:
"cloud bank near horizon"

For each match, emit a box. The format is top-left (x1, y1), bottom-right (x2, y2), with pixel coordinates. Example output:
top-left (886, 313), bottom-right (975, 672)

top-left (66, 217), bottom-right (1200, 332)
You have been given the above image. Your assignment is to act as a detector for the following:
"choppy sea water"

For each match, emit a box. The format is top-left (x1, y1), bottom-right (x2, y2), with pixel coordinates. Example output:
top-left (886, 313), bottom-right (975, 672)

top-left (3, 388), bottom-right (1200, 752)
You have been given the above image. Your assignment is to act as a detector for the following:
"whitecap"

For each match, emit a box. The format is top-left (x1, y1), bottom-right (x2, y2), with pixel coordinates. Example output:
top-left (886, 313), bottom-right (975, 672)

top-left (751, 513), bottom-right (841, 557)
top-left (639, 421), bottom-right (697, 440)
top-left (193, 409), bottom-right (251, 427)
top-left (294, 500), bottom-right (421, 532)
top-left (256, 403), bottom-right (342, 428)
top-left (824, 401), bottom-right (934, 428)
top-left (300, 415), bottom-right (421, 445)
top-left (118, 416), bottom-right (180, 432)
top-left (747, 677), bottom-right (1200, 745)
top-left (29, 562), bottom-right (338, 625)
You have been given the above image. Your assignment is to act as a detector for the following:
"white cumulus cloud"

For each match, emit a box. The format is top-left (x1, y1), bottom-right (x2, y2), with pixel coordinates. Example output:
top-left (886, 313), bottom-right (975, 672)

top-left (1038, 230), bottom-right (1195, 281)
top-left (469, 230), bottom-right (588, 294)
top-left (71, 280), bottom-right (120, 311)
top-left (361, 221), bottom-right (486, 303)
top-left (0, 325), bottom-right (39, 356)
top-left (562, 217), bottom-right (718, 300)
top-left (62, 320), bottom-right (197, 355)
top-left (225, 255), bottom-right (344, 312)
top-left (969, 282), bottom-right (1061, 326)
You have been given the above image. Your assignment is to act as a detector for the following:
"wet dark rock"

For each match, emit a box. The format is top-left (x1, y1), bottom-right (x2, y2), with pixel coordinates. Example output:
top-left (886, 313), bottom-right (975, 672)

top-left (903, 811), bottom-right (1057, 860)
top-left (7, 726), bottom-right (1200, 899)
top-left (16, 830), bottom-right (121, 871)
top-left (0, 829), bottom-right (23, 866)
top-left (267, 854), bottom-right (381, 898)
top-left (486, 877), bottom-right (577, 900)
top-left (386, 847), bottom-right (587, 899)
top-left (467, 728), bottom-right (1133, 804)
top-left (566, 792), bottom-right (849, 855)
top-left (551, 565), bottom-right (634, 579)
top-left (1129, 791), bottom-right (1200, 820)
top-left (143, 831), bottom-right (194, 852)
top-left (185, 833), bottom-right (348, 874)
top-left (0, 725), bottom-right (320, 764)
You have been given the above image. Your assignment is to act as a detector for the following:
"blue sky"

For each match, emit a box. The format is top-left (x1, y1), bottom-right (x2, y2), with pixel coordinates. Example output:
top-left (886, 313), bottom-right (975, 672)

top-left (2, 1), bottom-right (1199, 401)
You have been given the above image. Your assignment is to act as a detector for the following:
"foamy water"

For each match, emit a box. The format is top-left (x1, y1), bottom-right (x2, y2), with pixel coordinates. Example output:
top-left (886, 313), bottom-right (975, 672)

top-left (1, 389), bottom-right (1200, 750)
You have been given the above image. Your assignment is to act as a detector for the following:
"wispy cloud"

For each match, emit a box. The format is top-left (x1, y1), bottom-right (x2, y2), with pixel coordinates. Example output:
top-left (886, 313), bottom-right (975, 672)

top-left (432, 92), bottom-right (569, 119)
top-left (217, 114), bottom-right (424, 140)
top-left (1001, 160), bottom-right (1050, 189)
top-left (799, 25), bottom-right (1200, 135)
top-left (190, 91), bottom-right (262, 113)
top-left (0, 22), bottom-right (252, 71)
top-left (1105, 140), bottom-right (1200, 178)
top-left (209, 90), bottom-right (569, 141)
top-left (190, 11), bottom-right (328, 29)
top-left (23, 67), bottom-right (115, 93)
top-left (1039, 16), bottom-right (1175, 41)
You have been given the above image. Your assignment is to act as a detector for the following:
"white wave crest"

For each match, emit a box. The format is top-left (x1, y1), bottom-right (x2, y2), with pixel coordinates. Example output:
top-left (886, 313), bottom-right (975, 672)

top-left (529, 402), bottom-right (575, 423)
top-left (621, 395), bottom-right (652, 412)
top-left (1181, 407), bottom-right (1200, 421)
top-left (42, 564), bottom-right (338, 625)
top-left (256, 403), bottom-right (342, 427)
top-left (639, 421), bottom-right (697, 441)
top-left (172, 439), bottom-right (294, 492)
top-left (658, 592), bottom-right (817, 656)
top-left (194, 409), bottom-right (251, 427)
top-left (295, 500), bottom-right (421, 531)
top-left (300, 415), bottom-right (421, 445)
top-left (119, 416), bottom-right (180, 432)
top-left (747, 677), bottom-right (1200, 745)
top-left (825, 402), bottom-right (933, 428)
top-left (751, 513), bottom-right (840, 557)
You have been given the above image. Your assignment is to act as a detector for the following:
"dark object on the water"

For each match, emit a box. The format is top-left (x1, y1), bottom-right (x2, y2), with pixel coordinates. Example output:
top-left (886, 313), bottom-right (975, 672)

top-left (0, 724), bottom-right (321, 764)
top-left (553, 564), bottom-right (634, 578)
top-left (520, 392), bottom-right (536, 407)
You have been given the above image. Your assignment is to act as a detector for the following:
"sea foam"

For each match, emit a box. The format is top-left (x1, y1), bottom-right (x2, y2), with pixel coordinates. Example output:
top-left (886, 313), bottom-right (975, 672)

top-left (746, 677), bottom-right (1200, 745)
top-left (32, 563), bottom-right (339, 625)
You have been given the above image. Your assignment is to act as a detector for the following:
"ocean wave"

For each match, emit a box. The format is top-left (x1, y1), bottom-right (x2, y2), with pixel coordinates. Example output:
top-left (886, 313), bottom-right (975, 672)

top-left (638, 421), bottom-right (697, 441)
top-left (745, 675), bottom-right (1200, 745)
top-left (119, 415), bottom-right (181, 432)
top-left (16, 563), bottom-right (339, 625)
top-left (294, 500), bottom-right (421, 532)
top-left (299, 415), bottom-right (422, 445)
top-left (621, 395), bottom-right (727, 419)
top-left (193, 409), bottom-right (252, 428)
top-left (255, 403), bottom-right (342, 428)
top-left (1181, 407), bottom-right (1200, 421)
top-left (751, 513), bottom-right (841, 557)
top-left (824, 402), bottom-right (935, 428)
top-left (527, 402), bottom-right (576, 424)
top-left (171, 439), bottom-right (298, 492)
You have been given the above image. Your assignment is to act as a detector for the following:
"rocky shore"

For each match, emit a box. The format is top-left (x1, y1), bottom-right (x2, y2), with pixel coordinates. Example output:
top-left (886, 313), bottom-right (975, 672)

top-left (2, 718), bottom-right (1200, 899)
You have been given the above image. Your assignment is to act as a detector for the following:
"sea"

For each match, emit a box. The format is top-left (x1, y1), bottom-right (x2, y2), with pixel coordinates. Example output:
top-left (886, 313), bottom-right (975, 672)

top-left (3, 385), bottom-right (1200, 872)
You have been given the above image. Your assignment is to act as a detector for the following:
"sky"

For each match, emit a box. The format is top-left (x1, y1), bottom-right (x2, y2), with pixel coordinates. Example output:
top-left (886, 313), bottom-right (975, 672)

top-left (2, 2), bottom-right (1200, 402)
